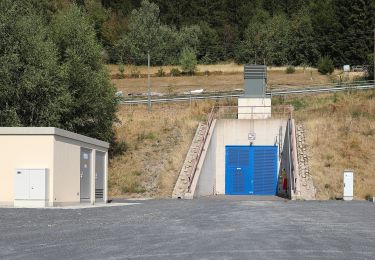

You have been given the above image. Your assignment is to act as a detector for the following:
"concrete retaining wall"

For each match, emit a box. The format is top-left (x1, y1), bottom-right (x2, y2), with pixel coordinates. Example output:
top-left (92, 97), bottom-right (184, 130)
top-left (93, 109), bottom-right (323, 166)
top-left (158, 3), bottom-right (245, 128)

top-left (194, 118), bottom-right (287, 196)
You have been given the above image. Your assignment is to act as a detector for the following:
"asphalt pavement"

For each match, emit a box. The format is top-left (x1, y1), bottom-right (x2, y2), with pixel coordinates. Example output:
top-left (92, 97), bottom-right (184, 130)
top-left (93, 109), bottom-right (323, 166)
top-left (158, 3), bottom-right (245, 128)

top-left (0, 197), bottom-right (374, 259)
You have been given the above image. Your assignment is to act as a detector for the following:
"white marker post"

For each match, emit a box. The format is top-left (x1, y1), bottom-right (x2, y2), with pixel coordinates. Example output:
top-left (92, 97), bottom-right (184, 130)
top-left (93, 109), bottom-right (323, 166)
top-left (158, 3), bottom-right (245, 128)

top-left (343, 170), bottom-right (353, 201)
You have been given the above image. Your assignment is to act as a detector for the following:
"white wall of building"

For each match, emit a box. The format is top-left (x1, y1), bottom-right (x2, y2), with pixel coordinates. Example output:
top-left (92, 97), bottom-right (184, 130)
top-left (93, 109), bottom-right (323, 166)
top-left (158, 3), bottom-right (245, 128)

top-left (0, 128), bottom-right (108, 207)
top-left (0, 135), bottom-right (55, 205)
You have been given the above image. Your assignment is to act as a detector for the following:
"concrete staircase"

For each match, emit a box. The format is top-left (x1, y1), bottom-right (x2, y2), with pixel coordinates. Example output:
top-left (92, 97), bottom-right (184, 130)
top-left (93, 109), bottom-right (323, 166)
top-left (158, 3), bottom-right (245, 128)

top-left (172, 123), bottom-right (208, 199)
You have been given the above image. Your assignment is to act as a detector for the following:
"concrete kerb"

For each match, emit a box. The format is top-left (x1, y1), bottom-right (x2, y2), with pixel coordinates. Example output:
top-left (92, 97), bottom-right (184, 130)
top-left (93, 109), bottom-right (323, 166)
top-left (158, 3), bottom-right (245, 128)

top-left (184, 119), bottom-right (217, 199)
top-left (0, 202), bottom-right (142, 209)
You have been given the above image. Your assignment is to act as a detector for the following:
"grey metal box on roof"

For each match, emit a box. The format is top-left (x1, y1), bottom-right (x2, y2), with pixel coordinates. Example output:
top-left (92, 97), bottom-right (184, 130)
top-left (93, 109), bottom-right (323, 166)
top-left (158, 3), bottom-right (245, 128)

top-left (244, 64), bottom-right (267, 97)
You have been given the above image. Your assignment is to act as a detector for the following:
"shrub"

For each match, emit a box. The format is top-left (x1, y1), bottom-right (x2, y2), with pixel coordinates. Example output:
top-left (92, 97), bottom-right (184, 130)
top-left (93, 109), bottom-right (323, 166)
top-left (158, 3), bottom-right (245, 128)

top-left (118, 63), bottom-right (125, 78)
top-left (317, 56), bottom-right (334, 75)
top-left (290, 99), bottom-right (305, 110)
top-left (170, 68), bottom-right (181, 77)
top-left (156, 67), bottom-right (165, 77)
top-left (285, 66), bottom-right (295, 74)
top-left (109, 139), bottom-right (128, 157)
top-left (121, 181), bottom-right (145, 193)
top-left (366, 54), bottom-right (374, 80)
top-left (130, 66), bottom-right (140, 78)
top-left (180, 47), bottom-right (197, 75)
top-left (200, 54), bottom-right (212, 65)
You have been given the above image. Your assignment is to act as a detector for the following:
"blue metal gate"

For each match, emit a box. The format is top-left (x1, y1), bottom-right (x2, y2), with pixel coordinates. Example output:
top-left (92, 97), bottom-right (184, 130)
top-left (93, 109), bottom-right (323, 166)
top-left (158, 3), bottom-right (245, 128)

top-left (225, 146), bottom-right (277, 195)
top-left (225, 146), bottom-right (252, 195)
top-left (252, 146), bottom-right (278, 195)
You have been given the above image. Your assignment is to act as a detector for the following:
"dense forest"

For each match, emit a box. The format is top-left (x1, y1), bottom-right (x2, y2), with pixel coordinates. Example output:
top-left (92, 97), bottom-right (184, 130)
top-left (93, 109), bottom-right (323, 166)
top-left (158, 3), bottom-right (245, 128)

top-left (46, 0), bottom-right (375, 67)
top-left (10, 0), bottom-right (375, 67)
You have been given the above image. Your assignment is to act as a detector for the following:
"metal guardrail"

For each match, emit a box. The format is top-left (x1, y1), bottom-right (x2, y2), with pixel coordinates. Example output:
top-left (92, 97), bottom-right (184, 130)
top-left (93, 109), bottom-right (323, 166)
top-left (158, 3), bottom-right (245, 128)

top-left (120, 80), bottom-right (375, 105)
top-left (286, 118), bottom-right (294, 195)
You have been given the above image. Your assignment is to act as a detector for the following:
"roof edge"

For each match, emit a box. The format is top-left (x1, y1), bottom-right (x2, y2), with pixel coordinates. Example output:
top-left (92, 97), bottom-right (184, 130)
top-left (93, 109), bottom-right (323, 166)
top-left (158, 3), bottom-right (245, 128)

top-left (0, 127), bottom-right (109, 149)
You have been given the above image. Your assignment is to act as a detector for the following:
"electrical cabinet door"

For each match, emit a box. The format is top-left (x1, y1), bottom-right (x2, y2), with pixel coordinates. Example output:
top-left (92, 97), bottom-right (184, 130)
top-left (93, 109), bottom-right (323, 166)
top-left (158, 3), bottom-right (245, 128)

top-left (14, 169), bottom-right (47, 200)
top-left (14, 169), bottom-right (29, 200)
top-left (29, 169), bottom-right (47, 200)
top-left (80, 148), bottom-right (91, 200)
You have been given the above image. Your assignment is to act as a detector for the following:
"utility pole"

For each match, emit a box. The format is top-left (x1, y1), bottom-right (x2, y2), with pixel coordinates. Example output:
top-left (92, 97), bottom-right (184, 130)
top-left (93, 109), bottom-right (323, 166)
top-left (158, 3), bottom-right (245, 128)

top-left (147, 51), bottom-right (151, 111)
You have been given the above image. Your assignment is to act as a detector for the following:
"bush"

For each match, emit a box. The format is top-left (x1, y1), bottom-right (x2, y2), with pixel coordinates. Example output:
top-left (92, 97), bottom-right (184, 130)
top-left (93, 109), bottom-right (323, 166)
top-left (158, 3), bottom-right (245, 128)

top-left (170, 68), bottom-right (181, 77)
top-left (290, 99), bottom-right (306, 110)
top-left (366, 54), bottom-right (374, 80)
top-left (285, 66), bottom-right (295, 74)
top-left (130, 66), bottom-right (140, 78)
top-left (180, 47), bottom-right (197, 75)
top-left (156, 67), bottom-right (165, 77)
top-left (109, 137), bottom-right (128, 157)
top-left (317, 56), bottom-right (334, 75)
top-left (118, 63), bottom-right (125, 78)
top-left (121, 181), bottom-right (146, 193)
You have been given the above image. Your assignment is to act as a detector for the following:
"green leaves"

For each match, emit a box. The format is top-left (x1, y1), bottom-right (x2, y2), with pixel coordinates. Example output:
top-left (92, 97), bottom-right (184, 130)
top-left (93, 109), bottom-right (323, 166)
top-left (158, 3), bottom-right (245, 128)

top-left (0, 1), bottom-right (118, 148)
top-left (180, 47), bottom-right (198, 74)
top-left (51, 5), bottom-right (117, 142)
top-left (317, 56), bottom-right (335, 75)
top-left (116, 0), bottom-right (201, 66)
top-left (0, 0), bottom-right (70, 127)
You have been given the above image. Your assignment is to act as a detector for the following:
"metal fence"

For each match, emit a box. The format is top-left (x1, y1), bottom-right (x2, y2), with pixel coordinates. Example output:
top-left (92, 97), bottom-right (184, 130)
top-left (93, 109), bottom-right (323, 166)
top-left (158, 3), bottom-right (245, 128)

top-left (120, 80), bottom-right (375, 105)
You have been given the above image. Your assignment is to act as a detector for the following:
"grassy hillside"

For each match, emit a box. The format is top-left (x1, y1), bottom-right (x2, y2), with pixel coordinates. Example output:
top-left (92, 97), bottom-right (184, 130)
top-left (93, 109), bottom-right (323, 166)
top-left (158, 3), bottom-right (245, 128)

top-left (289, 90), bottom-right (375, 200)
top-left (109, 101), bottom-right (216, 198)
top-left (109, 88), bottom-right (375, 200)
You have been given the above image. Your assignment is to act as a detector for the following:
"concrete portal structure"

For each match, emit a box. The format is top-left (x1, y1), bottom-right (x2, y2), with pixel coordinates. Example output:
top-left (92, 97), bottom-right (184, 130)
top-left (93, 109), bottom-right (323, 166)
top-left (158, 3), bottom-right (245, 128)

top-left (185, 118), bottom-right (289, 198)
top-left (0, 127), bottom-right (109, 207)
top-left (173, 64), bottom-right (298, 199)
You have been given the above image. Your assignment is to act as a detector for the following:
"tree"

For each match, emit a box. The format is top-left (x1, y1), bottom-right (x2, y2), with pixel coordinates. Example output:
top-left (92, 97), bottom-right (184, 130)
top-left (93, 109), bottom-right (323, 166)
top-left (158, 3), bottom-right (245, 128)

top-left (235, 13), bottom-right (292, 65)
top-left (116, 0), bottom-right (161, 65)
top-left (180, 47), bottom-right (197, 74)
top-left (309, 0), bottom-right (341, 65)
top-left (84, 0), bottom-right (109, 40)
top-left (116, 0), bottom-right (201, 66)
top-left (317, 56), bottom-right (334, 75)
top-left (0, 0), bottom-right (70, 126)
top-left (197, 22), bottom-right (223, 63)
top-left (51, 4), bottom-right (118, 142)
top-left (288, 12), bottom-right (319, 65)
top-left (332, 0), bottom-right (375, 66)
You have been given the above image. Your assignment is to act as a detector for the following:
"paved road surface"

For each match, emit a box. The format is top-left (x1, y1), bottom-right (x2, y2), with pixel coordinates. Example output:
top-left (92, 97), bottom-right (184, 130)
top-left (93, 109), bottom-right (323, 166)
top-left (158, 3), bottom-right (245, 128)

top-left (0, 198), bottom-right (374, 259)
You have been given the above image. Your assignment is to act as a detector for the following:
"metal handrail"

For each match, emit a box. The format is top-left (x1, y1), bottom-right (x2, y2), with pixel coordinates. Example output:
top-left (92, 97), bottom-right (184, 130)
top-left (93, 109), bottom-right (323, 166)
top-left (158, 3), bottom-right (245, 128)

top-left (286, 118), bottom-right (295, 194)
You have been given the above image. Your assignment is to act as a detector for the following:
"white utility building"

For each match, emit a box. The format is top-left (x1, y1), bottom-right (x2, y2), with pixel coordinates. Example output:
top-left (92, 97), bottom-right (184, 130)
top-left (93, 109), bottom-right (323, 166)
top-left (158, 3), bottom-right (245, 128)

top-left (0, 127), bottom-right (109, 207)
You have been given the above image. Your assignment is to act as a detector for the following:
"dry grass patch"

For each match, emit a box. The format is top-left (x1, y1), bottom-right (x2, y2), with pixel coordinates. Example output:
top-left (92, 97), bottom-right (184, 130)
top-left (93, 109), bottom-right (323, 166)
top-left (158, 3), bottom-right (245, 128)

top-left (290, 90), bottom-right (375, 199)
top-left (112, 68), bottom-right (331, 95)
top-left (109, 101), bottom-right (216, 198)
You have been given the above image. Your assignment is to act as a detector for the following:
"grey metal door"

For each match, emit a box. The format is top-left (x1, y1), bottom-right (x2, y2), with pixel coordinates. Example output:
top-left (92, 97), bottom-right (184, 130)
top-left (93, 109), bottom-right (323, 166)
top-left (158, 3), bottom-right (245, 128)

top-left (80, 148), bottom-right (91, 200)
top-left (95, 151), bottom-right (105, 202)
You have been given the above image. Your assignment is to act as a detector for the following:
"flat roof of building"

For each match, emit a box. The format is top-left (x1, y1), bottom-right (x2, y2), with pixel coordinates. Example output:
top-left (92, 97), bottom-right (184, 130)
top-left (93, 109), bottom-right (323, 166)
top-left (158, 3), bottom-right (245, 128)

top-left (0, 127), bottom-right (109, 149)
